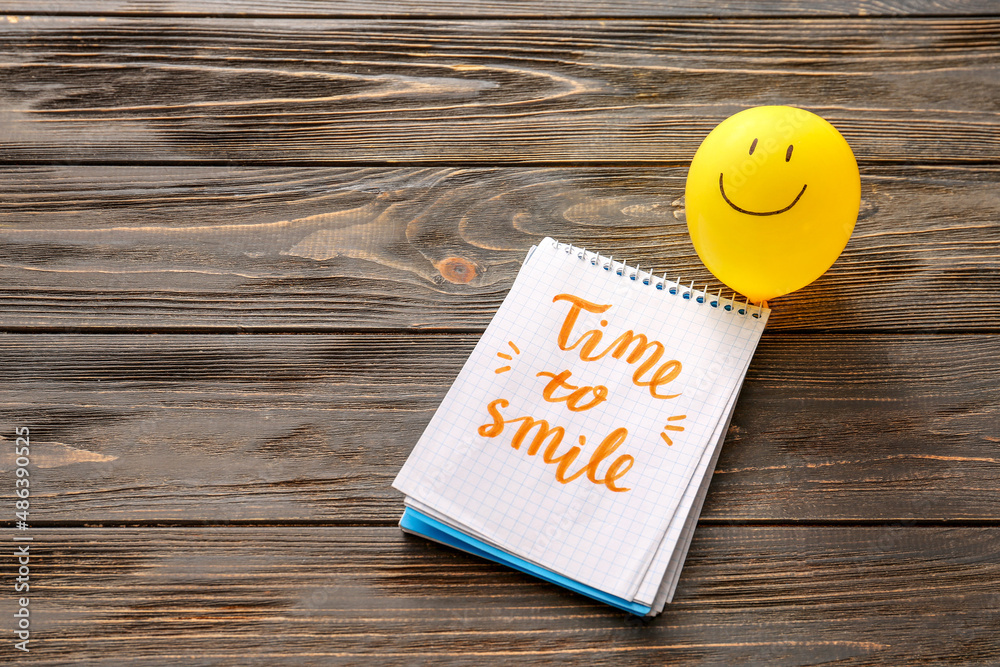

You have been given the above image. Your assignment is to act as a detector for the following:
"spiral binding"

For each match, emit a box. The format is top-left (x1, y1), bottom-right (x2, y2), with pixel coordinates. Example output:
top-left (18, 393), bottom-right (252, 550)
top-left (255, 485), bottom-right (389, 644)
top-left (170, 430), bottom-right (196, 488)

top-left (550, 238), bottom-right (764, 319)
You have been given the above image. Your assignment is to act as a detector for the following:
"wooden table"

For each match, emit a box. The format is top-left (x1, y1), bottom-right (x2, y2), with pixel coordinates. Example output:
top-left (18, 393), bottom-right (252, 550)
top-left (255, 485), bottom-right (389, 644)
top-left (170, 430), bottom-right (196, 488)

top-left (2, 2), bottom-right (999, 664)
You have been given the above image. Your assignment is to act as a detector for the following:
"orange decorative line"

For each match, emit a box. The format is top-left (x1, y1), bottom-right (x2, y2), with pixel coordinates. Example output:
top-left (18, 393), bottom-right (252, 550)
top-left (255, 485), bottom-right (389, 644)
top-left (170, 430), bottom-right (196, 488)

top-left (660, 416), bottom-right (686, 446)
top-left (494, 341), bottom-right (519, 373)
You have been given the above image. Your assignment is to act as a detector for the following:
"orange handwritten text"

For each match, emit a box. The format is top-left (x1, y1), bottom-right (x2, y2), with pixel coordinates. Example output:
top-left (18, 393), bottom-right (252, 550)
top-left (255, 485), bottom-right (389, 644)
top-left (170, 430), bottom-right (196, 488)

top-left (477, 398), bottom-right (633, 492)
top-left (552, 294), bottom-right (682, 399)
top-left (536, 370), bottom-right (608, 412)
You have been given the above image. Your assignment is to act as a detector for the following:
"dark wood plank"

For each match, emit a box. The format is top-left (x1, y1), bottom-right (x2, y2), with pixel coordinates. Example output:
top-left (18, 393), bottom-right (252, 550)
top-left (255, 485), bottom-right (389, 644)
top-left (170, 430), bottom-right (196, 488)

top-left (2, 17), bottom-right (999, 164)
top-left (2, 333), bottom-right (997, 523)
top-left (11, 525), bottom-right (1000, 663)
top-left (2, 165), bottom-right (998, 332)
top-left (3, 1), bottom-right (996, 18)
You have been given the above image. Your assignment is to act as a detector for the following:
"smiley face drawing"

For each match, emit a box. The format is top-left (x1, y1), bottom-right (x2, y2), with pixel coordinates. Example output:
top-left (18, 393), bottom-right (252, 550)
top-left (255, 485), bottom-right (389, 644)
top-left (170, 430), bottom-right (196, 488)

top-left (685, 106), bottom-right (860, 303)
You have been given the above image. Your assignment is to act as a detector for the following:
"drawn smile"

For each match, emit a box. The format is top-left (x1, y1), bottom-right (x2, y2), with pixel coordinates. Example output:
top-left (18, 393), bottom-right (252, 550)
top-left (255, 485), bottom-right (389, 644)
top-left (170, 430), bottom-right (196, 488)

top-left (719, 173), bottom-right (807, 216)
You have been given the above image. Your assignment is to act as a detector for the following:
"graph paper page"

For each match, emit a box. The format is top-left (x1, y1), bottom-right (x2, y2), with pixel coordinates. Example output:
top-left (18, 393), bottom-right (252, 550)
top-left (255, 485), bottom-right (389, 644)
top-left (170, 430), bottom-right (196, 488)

top-left (394, 238), bottom-right (767, 598)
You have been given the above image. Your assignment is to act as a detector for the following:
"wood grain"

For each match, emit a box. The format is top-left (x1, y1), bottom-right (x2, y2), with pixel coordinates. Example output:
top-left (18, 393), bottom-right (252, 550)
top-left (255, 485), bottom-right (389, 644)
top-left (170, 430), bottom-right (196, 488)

top-left (3, 1), bottom-right (995, 18)
top-left (7, 525), bottom-right (1000, 664)
top-left (0, 5), bottom-right (995, 664)
top-left (2, 333), bottom-right (996, 524)
top-left (2, 165), bottom-right (998, 332)
top-left (1, 17), bottom-right (999, 164)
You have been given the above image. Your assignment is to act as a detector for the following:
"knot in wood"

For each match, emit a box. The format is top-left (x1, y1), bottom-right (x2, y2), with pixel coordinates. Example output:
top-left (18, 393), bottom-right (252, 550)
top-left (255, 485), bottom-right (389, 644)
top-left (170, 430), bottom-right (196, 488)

top-left (436, 256), bottom-right (477, 284)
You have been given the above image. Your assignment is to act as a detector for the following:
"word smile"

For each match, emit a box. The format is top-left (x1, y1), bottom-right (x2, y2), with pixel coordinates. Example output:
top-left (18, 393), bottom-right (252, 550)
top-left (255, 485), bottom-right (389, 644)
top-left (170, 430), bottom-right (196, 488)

top-left (479, 399), bottom-right (634, 492)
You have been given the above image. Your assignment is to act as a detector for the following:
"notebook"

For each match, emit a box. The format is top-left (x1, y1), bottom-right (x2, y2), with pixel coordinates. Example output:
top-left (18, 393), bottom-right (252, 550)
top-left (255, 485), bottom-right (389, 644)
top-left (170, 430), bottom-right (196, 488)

top-left (393, 238), bottom-right (768, 615)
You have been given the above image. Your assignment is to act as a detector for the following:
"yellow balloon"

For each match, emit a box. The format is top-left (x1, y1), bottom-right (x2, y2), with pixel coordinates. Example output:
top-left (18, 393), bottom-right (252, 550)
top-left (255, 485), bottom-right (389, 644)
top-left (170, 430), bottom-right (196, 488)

top-left (685, 106), bottom-right (860, 303)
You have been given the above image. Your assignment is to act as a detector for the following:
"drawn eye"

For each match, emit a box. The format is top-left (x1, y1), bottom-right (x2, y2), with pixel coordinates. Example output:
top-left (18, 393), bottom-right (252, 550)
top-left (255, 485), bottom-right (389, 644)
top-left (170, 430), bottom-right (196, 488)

top-left (749, 138), bottom-right (758, 155)
top-left (785, 144), bottom-right (794, 161)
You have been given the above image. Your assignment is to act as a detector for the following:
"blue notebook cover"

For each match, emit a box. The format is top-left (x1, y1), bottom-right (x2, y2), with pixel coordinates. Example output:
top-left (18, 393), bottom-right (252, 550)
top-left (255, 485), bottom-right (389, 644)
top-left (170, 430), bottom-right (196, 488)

top-left (400, 507), bottom-right (652, 616)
